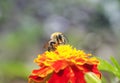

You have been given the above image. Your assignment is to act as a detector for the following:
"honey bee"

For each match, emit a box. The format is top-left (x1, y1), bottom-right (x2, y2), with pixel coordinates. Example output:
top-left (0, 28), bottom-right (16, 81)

top-left (44, 32), bottom-right (67, 51)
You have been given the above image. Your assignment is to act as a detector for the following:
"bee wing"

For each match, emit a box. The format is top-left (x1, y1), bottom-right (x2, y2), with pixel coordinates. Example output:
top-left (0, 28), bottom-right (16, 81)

top-left (43, 41), bottom-right (49, 49)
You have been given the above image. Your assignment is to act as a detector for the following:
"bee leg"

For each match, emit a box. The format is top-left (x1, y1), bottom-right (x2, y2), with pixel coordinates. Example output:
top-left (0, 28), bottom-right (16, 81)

top-left (49, 42), bottom-right (56, 51)
top-left (48, 47), bottom-right (51, 51)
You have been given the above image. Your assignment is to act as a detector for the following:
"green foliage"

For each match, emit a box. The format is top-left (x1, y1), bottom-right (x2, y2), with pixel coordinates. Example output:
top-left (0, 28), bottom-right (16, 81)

top-left (0, 61), bottom-right (29, 80)
top-left (98, 57), bottom-right (120, 80)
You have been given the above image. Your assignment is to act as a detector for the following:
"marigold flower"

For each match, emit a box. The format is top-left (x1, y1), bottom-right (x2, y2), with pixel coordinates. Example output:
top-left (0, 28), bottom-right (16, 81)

top-left (28, 45), bottom-right (101, 83)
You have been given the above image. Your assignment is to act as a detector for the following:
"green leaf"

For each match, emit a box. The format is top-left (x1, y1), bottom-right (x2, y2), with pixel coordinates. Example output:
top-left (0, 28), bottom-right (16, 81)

top-left (110, 57), bottom-right (120, 79)
top-left (98, 57), bottom-right (120, 79)
top-left (110, 57), bottom-right (120, 71)
top-left (98, 58), bottom-right (115, 73)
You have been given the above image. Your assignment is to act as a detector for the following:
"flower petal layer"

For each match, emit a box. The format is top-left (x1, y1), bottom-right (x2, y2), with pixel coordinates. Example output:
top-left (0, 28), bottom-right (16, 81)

top-left (29, 45), bottom-right (101, 83)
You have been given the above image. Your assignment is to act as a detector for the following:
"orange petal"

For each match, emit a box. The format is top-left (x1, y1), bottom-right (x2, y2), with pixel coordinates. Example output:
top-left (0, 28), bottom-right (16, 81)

top-left (32, 66), bottom-right (53, 78)
top-left (29, 75), bottom-right (44, 83)
top-left (51, 60), bottom-right (68, 73)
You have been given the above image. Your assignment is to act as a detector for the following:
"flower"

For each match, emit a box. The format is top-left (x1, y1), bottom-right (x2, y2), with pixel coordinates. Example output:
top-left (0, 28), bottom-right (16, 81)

top-left (28, 45), bottom-right (101, 83)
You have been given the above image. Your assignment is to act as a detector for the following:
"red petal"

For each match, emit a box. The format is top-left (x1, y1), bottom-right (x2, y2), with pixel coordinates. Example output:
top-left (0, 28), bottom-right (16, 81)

top-left (70, 65), bottom-right (85, 83)
top-left (48, 67), bottom-right (72, 83)
top-left (48, 65), bottom-right (86, 83)
top-left (29, 75), bottom-right (43, 83)
top-left (82, 64), bottom-right (101, 78)
top-left (52, 60), bottom-right (68, 73)
top-left (91, 65), bottom-right (101, 78)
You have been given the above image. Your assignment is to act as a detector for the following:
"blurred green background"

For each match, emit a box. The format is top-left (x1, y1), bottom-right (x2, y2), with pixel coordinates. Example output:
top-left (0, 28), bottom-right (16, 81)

top-left (0, 0), bottom-right (120, 83)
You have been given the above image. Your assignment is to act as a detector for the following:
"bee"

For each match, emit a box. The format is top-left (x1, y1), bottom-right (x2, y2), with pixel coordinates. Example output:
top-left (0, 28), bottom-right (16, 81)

top-left (44, 32), bottom-right (67, 51)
